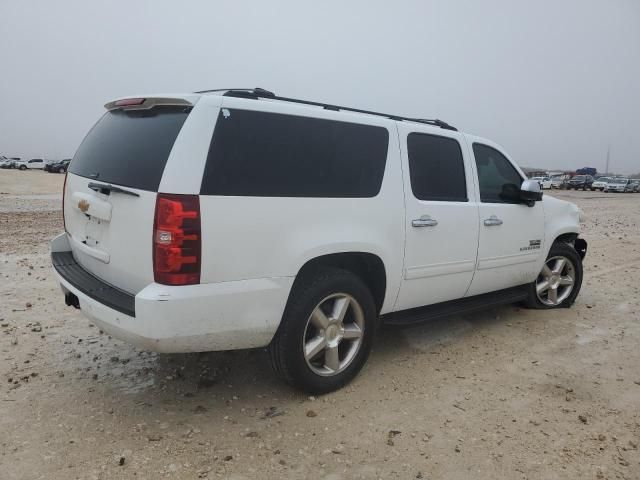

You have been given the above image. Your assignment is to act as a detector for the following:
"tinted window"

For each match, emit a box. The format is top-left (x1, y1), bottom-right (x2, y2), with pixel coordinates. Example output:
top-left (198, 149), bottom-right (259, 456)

top-left (407, 133), bottom-right (467, 202)
top-left (200, 109), bottom-right (389, 197)
top-left (70, 106), bottom-right (191, 191)
top-left (473, 143), bottom-right (523, 203)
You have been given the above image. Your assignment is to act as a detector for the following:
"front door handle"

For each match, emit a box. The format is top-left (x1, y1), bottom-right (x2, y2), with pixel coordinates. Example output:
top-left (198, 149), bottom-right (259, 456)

top-left (412, 215), bottom-right (438, 227)
top-left (484, 215), bottom-right (503, 226)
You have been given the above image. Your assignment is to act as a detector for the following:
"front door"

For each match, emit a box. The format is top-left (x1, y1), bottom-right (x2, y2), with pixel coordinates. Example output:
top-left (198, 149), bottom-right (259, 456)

top-left (395, 126), bottom-right (480, 311)
top-left (466, 141), bottom-right (545, 296)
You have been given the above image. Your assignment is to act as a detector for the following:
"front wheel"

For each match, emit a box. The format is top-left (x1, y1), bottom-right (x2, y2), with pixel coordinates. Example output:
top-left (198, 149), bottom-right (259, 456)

top-left (525, 243), bottom-right (583, 309)
top-left (58, 167), bottom-right (65, 173)
top-left (19, 165), bottom-right (26, 170)
top-left (269, 268), bottom-right (376, 393)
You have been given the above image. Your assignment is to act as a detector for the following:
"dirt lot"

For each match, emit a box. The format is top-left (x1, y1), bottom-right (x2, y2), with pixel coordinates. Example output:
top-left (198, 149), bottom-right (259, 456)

top-left (1, 169), bottom-right (639, 480)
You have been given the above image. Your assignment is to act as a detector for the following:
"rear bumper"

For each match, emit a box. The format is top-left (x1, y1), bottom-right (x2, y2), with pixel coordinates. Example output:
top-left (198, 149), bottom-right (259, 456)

top-left (51, 233), bottom-right (293, 353)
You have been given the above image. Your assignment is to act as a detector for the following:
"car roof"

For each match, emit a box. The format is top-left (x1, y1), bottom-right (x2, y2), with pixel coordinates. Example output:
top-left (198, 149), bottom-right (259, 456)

top-left (107, 89), bottom-right (466, 135)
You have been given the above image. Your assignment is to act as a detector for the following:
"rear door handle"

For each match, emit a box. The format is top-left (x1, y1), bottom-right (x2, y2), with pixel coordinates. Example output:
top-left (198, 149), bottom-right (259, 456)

top-left (484, 215), bottom-right (503, 226)
top-left (412, 215), bottom-right (438, 227)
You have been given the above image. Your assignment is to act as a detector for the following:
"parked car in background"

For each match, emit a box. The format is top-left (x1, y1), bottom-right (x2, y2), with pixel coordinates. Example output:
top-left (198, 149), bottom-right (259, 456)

top-left (17, 158), bottom-right (46, 170)
top-left (567, 175), bottom-right (594, 190)
top-left (45, 159), bottom-right (71, 173)
top-left (592, 177), bottom-right (611, 191)
top-left (630, 180), bottom-right (640, 192)
top-left (604, 178), bottom-right (633, 193)
top-left (531, 176), bottom-right (552, 189)
top-left (550, 176), bottom-right (565, 189)
top-left (51, 88), bottom-right (587, 393)
top-left (4, 157), bottom-right (21, 168)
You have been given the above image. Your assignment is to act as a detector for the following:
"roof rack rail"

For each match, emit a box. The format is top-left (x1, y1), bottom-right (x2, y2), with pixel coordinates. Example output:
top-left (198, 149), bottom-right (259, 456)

top-left (197, 87), bottom-right (457, 131)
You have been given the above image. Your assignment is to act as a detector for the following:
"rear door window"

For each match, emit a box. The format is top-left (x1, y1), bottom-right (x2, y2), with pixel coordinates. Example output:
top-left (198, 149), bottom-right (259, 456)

top-left (200, 109), bottom-right (389, 197)
top-left (69, 106), bottom-right (191, 191)
top-left (407, 133), bottom-right (467, 202)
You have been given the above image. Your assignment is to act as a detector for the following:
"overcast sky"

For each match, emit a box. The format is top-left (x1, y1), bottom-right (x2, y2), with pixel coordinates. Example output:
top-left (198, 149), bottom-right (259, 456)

top-left (1, 0), bottom-right (639, 173)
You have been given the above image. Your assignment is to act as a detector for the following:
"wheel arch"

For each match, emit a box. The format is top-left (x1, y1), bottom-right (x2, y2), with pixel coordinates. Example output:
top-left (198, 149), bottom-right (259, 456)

top-left (293, 252), bottom-right (388, 314)
top-left (550, 231), bottom-right (587, 260)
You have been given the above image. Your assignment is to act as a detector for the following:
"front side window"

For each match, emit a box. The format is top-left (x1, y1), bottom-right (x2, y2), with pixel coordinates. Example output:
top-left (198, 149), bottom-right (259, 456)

top-left (200, 109), bottom-right (389, 197)
top-left (473, 143), bottom-right (523, 203)
top-left (407, 133), bottom-right (467, 202)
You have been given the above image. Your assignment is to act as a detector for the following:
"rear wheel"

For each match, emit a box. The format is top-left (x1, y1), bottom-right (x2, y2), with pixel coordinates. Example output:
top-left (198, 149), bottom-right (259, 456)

top-left (19, 165), bottom-right (26, 170)
top-left (525, 242), bottom-right (582, 309)
top-left (58, 167), bottom-right (65, 173)
top-left (269, 268), bottom-right (376, 393)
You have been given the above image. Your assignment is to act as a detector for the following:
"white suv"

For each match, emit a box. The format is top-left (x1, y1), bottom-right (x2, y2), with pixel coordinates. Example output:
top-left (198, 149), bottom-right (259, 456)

top-left (16, 158), bottom-right (45, 170)
top-left (51, 88), bottom-right (587, 393)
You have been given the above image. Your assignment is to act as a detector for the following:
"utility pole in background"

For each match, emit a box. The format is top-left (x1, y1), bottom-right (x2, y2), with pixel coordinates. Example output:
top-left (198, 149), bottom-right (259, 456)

top-left (605, 144), bottom-right (611, 175)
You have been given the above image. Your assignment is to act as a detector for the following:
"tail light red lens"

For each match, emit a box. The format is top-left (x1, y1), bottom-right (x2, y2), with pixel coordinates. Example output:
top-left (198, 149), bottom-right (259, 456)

top-left (153, 194), bottom-right (201, 285)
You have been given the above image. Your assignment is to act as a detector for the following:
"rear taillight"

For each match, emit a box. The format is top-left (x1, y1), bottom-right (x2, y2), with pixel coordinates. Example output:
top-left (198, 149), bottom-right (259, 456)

top-left (153, 194), bottom-right (201, 286)
top-left (62, 171), bottom-right (68, 232)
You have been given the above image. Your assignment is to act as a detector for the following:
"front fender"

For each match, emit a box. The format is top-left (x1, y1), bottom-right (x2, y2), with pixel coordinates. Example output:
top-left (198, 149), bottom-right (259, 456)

top-left (542, 195), bottom-right (582, 258)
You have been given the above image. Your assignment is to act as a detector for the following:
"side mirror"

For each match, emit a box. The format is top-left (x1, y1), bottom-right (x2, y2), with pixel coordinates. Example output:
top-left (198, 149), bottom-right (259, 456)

top-left (520, 179), bottom-right (543, 207)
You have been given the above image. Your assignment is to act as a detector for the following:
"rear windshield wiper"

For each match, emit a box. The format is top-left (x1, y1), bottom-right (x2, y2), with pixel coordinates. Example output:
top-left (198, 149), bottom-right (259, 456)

top-left (88, 182), bottom-right (140, 197)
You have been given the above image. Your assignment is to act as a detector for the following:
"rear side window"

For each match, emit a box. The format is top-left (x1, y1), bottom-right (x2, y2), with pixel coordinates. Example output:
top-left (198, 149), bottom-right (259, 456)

top-left (70, 106), bottom-right (191, 191)
top-left (200, 109), bottom-right (389, 197)
top-left (473, 143), bottom-right (523, 203)
top-left (407, 133), bottom-right (467, 202)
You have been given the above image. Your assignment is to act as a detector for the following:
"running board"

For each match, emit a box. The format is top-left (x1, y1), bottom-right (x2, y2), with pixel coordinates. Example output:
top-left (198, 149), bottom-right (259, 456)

top-left (382, 285), bottom-right (529, 326)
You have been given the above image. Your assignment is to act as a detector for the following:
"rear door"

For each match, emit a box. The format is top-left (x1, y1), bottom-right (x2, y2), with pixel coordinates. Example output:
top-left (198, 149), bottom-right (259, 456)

top-left (64, 100), bottom-right (193, 294)
top-left (466, 140), bottom-right (545, 296)
top-left (395, 124), bottom-right (479, 310)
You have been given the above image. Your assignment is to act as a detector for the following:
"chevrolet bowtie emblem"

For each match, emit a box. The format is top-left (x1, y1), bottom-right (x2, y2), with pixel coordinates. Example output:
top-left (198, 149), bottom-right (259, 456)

top-left (78, 199), bottom-right (90, 213)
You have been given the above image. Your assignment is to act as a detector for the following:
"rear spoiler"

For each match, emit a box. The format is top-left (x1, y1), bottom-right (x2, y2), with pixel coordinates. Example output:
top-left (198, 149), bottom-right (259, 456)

top-left (104, 97), bottom-right (193, 111)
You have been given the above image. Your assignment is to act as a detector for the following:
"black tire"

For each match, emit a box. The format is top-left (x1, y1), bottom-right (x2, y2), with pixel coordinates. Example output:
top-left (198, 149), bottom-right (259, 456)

top-left (269, 267), bottom-right (377, 394)
top-left (58, 167), bottom-right (65, 173)
top-left (524, 242), bottom-right (583, 309)
top-left (19, 165), bottom-right (26, 170)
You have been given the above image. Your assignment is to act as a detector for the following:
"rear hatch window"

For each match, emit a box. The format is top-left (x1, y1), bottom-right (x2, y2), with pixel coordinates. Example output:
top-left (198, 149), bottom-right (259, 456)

top-left (69, 106), bottom-right (191, 191)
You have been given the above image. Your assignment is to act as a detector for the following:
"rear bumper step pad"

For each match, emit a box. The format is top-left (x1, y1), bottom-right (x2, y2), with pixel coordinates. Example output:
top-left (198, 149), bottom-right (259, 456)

top-left (52, 251), bottom-right (136, 317)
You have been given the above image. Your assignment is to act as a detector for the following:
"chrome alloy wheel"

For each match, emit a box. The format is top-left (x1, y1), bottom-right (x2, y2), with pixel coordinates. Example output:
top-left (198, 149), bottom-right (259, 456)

top-left (302, 293), bottom-right (365, 376)
top-left (536, 256), bottom-right (576, 306)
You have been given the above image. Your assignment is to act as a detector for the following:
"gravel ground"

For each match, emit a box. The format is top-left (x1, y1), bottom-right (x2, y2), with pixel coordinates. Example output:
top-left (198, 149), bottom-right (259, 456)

top-left (1, 169), bottom-right (639, 480)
